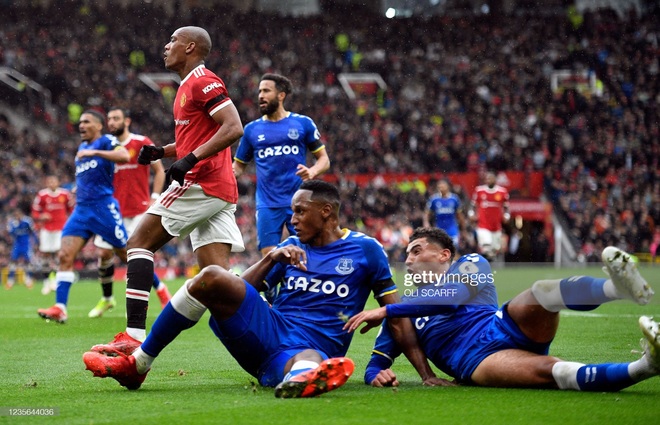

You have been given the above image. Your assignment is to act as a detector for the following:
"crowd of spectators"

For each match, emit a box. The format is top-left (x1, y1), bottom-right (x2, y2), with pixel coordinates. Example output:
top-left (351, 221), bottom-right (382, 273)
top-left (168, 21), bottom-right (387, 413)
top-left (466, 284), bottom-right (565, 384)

top-left (0, 1), bottom-right (658, 272)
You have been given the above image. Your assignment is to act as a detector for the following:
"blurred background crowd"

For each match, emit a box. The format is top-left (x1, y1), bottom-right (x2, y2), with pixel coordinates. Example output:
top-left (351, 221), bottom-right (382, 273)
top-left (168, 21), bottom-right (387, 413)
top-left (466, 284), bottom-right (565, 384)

top-left (0, 0), bottom-right (658, 274)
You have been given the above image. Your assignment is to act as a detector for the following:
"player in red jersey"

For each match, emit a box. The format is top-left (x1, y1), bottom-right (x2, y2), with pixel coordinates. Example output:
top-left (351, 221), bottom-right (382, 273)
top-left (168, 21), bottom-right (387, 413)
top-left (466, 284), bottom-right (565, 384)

top-left (31, 175), bottom-right (73, 295)
top-left (468, 171), bottom-right (510, 261)
top-left (86, 26), bottom-right (245, 354)
top-left (89, 107), bottom-right (171, 318)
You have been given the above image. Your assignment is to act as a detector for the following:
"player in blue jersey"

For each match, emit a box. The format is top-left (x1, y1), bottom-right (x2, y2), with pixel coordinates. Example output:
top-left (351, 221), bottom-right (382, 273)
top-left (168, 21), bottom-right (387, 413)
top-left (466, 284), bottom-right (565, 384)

top-left (423, 179), bottom-right (464, 248)
top-left (37, 110), bottom-right (130, 324)
top-left (346, 227), bottom-right (660, 392)
top-left (233, 73), bottom-right (330, 260)
top-left (83, 180), bottom-right (424, 398)
top-left (4, 208), bottom-right (37, 288)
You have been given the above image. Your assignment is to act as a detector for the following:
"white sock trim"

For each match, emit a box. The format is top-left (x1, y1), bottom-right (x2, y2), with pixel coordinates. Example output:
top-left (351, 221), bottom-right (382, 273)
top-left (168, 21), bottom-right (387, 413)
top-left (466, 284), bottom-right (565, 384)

top-left (56, 271), bottom-right (75, 283)
top-left (126, 288), bottom-right (150, 302)
top-left (98, 257), bottom-right (113, 268)
top-left (552, 361), bottom-right (584, 390)
top-left (283, 360), bottom-right (319, 382)
top-left (170, 281), bottom-right (207, 322)
top-left (602, 279), bottom-right (620, 300)
top-left (628, 356), bottom-right (657, 381)
top-left (531, 280), bottom-right (566, 312)
top-left (133, 347), bottom-right (154, 374)
top-left (126, 327), bottom-right (146, 342)
top-left (127, 248), bottom-right (154, 261)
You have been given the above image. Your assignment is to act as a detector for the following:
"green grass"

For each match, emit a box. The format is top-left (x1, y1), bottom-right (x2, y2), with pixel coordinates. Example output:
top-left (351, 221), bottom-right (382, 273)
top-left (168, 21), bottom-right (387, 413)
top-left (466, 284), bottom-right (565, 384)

top-left (1, 266), bottom-right (659, 425)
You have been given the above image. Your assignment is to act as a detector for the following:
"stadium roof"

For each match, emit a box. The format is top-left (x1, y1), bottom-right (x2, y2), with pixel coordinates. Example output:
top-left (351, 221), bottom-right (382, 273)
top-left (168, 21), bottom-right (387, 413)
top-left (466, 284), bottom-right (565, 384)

top-left (22, 0), bottom-right (648, 17)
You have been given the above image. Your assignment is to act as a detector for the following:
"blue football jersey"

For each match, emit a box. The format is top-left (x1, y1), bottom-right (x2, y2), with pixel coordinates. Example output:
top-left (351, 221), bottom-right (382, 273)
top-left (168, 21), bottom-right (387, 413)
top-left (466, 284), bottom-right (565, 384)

top-left (8, 216), bottom-right (36, 250)
top-left (367, 253), bottom-right (499, 382)
top-left (265, 229), bottom-right (396, 358)
top-left (75, 134), bottom-right (121, 204)
top-left (427, 193), bottom-right (461, 237)
top-left (234, 112), bottom-right (324, 208)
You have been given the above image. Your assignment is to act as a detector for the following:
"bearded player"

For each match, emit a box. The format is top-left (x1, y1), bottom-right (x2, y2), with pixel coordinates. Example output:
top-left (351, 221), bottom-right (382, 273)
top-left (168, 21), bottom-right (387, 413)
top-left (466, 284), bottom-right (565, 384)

top-left (89, 107), bottom-right (172, 318)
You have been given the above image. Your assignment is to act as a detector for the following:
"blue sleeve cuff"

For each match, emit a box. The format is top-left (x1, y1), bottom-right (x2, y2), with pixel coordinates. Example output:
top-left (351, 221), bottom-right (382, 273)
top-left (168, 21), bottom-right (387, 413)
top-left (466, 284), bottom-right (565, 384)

top-left (364, 353), bottom-right (394, 384)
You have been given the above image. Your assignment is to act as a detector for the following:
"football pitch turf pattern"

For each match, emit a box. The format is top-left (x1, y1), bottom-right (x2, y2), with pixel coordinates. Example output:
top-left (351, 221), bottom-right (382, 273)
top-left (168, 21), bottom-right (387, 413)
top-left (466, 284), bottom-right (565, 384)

top-left (1, 266), bottom-right (659, 425)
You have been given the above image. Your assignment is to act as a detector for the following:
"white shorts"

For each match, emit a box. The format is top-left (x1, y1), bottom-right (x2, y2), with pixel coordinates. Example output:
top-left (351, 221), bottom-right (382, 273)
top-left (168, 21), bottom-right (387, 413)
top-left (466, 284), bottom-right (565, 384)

top-left (39, 229), bottom-right (62, 253)
top-left (94, 214), bottom-right (145, 250)
top-left (148, 182), bottom-right (245, 253)
top-left (476, 227), bottom-right (502, 252)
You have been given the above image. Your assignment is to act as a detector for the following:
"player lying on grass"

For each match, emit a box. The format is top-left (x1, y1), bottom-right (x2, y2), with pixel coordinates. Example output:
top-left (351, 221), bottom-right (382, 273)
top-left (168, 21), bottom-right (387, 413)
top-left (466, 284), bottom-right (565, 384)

top-left (345, 227), bottom-right (660, 391)
top-left (83, 180), bottom-right (435, 397)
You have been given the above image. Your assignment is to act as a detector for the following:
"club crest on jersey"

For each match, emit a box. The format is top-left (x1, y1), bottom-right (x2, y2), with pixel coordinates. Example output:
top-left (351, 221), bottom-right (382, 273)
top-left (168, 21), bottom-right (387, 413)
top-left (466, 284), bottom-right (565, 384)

top-left (180, 94), bottom-right (186, 107)
top-left (458, 261), bottom-right (479, 274)
top-left (335, 258), bottom-right (354, 275)
top-left (287, 129), bottom-right (299, 140)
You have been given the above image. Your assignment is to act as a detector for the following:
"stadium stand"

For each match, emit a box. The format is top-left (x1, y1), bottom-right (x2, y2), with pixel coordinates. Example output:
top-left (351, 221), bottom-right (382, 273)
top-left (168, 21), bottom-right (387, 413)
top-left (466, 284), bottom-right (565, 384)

top-left (0, 1), bottom-right (658, 272)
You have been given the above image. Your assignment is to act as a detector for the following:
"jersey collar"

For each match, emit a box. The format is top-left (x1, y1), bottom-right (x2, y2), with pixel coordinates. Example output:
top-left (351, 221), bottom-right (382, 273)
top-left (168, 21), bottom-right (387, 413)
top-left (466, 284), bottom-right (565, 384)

top-left (180, 64), bottom-right (206, 85)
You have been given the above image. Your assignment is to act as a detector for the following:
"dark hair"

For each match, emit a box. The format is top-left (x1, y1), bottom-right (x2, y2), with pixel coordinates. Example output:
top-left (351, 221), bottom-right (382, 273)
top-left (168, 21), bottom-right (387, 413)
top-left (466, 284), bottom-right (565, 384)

top-left (299, 180), bottom-right (340, 211)
top-left (83, 109), bottom-right (105, 126)
top-left (108, 107), bottom-right (130, 118)
top-left (410, 227), bottom-right (456, 260)
top-left (261, 73), bottom-right (293, 95)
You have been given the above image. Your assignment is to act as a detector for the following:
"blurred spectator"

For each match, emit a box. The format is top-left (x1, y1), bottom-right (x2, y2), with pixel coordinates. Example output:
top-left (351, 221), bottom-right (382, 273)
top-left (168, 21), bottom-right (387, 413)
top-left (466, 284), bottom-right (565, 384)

top-left (0, 2), bottom-right (658, 267)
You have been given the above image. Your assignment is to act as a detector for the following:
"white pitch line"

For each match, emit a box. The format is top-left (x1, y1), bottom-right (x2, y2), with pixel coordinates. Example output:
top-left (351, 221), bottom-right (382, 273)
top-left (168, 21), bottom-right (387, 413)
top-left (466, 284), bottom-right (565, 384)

top-left (560, 311), bottom-right (659, 318)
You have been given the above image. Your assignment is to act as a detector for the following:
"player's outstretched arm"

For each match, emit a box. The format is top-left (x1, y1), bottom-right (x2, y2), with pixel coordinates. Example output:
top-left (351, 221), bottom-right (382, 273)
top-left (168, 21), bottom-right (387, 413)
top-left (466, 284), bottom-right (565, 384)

top-left (77, 146), bottom-right (130, 163)
top-left (344, 307), bottom-right (386, 334)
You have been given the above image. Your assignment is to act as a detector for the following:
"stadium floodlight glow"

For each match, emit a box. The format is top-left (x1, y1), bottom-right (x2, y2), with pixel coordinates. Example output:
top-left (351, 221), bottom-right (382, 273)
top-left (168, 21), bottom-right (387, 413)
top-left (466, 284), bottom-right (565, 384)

top-left (385, 7), bottom-right (396, 18)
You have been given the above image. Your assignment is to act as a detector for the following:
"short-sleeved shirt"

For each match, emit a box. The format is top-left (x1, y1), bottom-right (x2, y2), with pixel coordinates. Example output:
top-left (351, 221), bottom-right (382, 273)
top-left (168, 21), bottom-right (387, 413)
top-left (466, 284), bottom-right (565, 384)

top-left (8, 216), bottom-right (36, 260)
top-left (427, 193), bottom-right (461, 238)
top-left (114, 133), bottom-right (158, 218)
top-left (173, 65), bottom-right (237, 204)
top-left (234, 112), bottom-right (324, 208)
top-left (208, 229), bottom-right (397, 385)
top-left (75, 134), bottom-right (121, 204)
top-left (32, 188), bottom-right (73, 231)
top-left (367, 254), bottom-right (520, 383)
top-left (472, 184), bottom-right (509, 231)
top-left (63, 134), bottom-right (128, 248)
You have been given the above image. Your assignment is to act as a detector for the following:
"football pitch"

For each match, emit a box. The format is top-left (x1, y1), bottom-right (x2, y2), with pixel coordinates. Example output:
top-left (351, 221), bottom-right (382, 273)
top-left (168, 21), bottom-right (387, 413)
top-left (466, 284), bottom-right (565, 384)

top-left (1, 266), bottom-right (659, 425)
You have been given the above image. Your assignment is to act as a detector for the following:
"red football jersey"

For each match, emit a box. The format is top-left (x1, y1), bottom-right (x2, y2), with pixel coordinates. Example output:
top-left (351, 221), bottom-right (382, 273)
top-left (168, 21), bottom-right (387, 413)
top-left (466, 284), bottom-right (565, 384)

top-left (172, 65), bottom-right (238, 204)
top-left (32, 188), bottom-right (73, 231)
top-left (472, 184), bottom-right (509, 231)
top-left (114, 134), bottom-right (155, 218)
